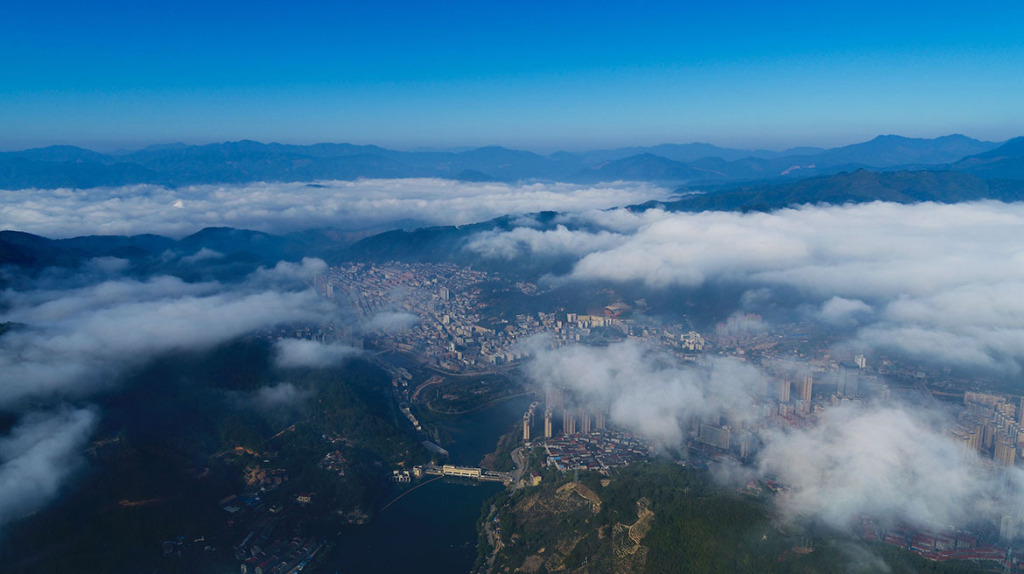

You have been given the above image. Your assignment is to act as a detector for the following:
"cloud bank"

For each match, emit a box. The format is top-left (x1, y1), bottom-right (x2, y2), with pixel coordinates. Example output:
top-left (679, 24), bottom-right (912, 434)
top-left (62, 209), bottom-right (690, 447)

top-left (0, 179), bottom-right (670, 238)
top-left (527, 340), bottom-right (1024, 534)
top-left (0, 258), bottom-right (340, 530)
top-left (525, 340), bottom-right (765, 446)
top-left (0, 270), bottom-right (333, 407)
top-left (474, 201), bottom-right (1024, 373)
top-left (759, 403), bottom-right (1019, 531)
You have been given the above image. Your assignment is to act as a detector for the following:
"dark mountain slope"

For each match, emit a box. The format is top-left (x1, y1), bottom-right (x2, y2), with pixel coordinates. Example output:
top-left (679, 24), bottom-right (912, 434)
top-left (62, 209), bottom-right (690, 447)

top-left (952, 137), bottom-right (1024, 180)
top-left (657, 170), bottom-right (1023, 213)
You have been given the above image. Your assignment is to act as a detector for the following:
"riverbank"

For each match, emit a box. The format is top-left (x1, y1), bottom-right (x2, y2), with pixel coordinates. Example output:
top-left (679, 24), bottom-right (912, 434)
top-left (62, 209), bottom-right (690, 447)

top-left (323, 394), bottom-right (533, 573)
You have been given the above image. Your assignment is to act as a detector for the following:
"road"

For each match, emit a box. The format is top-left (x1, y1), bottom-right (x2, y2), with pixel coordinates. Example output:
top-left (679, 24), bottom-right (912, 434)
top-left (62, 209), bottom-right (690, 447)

top-left (510, 446), bottom-right (527, 489)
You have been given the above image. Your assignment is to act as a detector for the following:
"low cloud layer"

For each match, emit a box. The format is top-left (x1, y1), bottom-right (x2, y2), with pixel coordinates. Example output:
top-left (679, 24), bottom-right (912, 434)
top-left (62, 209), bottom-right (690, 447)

top-left (361, 311), bottom-right (418, 333)
top-left (0, 408), bottom-right (97, 530)
top-left (251, 382), bottom-right (314, 410)
top-left (525, 339), bottom-right (765, 446)
top-left (759, 403), bottom-right (1019, 531)
top-left (274, 339), bottom-right (361, 369)
top-left (0, 258), bottom-right (340, 530)
top-left (465, 225), bottom-right (628, 260)
top-left (527, 340), bottom-right (1024, 534)
top-left (474, 201), bottom-right (1024, 373)
top-left (0, 179), bottom-right (669, 238)
top-left (0, 270), bottom-right (333, 407)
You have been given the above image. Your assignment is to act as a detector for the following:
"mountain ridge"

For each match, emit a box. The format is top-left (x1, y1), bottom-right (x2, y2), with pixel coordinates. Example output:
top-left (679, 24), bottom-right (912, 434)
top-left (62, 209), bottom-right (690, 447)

top-left (0, 135), bottom-right (1011, 190)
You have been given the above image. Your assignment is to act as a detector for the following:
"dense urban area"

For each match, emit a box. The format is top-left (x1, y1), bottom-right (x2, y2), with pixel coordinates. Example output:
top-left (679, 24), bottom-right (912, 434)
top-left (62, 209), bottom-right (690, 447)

top-left (278, 261), bottom-right (1024, 572)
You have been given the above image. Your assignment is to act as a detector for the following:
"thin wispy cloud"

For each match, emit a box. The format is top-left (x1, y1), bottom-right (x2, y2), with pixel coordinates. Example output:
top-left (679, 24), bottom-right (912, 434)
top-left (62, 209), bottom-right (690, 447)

top-left (0, 408), bottom-right (97, 530)
top-left (0, 271), bottom-right (333, 407)
top-left (0, 257), bottom-right (341, 528)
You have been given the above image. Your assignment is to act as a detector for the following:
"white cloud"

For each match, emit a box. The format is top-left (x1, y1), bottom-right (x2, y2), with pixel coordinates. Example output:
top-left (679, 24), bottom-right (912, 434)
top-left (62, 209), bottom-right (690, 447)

top-left (524, 340), bottom-right (766, 446)
top-left (251, 382), bottom-right (313, 409)
top-left (0, 180), bottom-right (671, 238)
top-left (180, 247), bottom-right (224, 264)
top-left (758, 403), bottom-right (1020, 531)
top-left (274, 339), bottom-right (361, 369)
top-left (525, 340), bottom-right (1024, 535)
top-left (361, 311), bottom-right (418, 333)
top-left (251, 257), bottom-right (328, 284)
top-left (465, 225), bottom-right (628, 259)
top-left (477, 201), bottom-right (1024, 373)
top-left (818, 296), bottom-right (873, 325)
top-left (0, 407), bottom-right (97, 530)
top-left (0, 269), bottom-right (334, 407)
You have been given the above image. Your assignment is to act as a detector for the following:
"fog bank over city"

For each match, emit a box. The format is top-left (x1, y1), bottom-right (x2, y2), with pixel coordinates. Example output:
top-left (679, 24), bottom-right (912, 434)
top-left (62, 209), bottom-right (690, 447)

top-left (495, 199), bottom-right (1024, 542)
top-left (527, 339), bottom-right (1024, 535)
top-left (471, 201), bottom-right (1024, 375)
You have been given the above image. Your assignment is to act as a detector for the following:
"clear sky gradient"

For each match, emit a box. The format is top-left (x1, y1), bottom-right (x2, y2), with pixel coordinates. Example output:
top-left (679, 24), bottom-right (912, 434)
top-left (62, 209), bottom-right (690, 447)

top-left (2, 0), bottom-right (1023, 151)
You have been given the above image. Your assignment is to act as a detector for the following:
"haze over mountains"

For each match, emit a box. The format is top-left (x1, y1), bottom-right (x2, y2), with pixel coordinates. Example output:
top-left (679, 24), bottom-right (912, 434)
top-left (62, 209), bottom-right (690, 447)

top-left (1, 134), bottom-right (1018, 189)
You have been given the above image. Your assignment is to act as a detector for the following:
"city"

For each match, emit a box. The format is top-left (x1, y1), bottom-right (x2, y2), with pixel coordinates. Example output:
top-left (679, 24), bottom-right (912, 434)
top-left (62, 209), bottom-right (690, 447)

top-left (304, 259), bottom-right (1024, 570)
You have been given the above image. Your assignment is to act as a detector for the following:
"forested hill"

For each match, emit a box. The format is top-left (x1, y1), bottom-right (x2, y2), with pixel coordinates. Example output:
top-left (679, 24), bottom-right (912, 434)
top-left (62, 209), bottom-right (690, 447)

top-left (479, 461), bottom-right (992, 574)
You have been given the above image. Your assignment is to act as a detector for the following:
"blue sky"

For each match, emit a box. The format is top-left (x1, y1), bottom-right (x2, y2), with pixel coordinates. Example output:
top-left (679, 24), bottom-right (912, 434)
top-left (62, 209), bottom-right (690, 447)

top-left (2, 0), bottom-right (1023, 151)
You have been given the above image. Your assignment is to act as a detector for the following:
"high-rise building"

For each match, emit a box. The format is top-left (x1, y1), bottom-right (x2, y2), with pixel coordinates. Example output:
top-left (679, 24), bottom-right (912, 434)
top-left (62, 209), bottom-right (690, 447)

top-left (954, 416), bottom-right (984, 452)
top-left (698, 424), bottom-right (731, 450)
top-left (778, 379), bottom-right (791, 403)
top-left (879, 385), bottom-right (892, 402)
top-left (1002, 515), bottom-right (1017, 542)
top-left (837, 363), bottom-right (859, 398)
top-left (738, 431), bottom-right (753, 459)
top-left (996, 435), bottom-right (1017, 466)
top-left (523, 411), bottom-right (532, 441)
top-left (595, 411), bottom-right (606, 430)
top-left (563, 409), bottom-right (576, 435)
top-left (580, 409), bottom-right (592, 434)
top-left (546, 387), bottom-right (563, 410)
top-left (544, 409), bottom-right (553, 438)
top-left (799, 376), bottom-right (813, 402)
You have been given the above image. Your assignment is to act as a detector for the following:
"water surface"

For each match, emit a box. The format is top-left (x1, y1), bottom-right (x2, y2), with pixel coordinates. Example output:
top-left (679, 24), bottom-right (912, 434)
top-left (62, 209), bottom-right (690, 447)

top-left (328, 394), bottom-right (532, 573)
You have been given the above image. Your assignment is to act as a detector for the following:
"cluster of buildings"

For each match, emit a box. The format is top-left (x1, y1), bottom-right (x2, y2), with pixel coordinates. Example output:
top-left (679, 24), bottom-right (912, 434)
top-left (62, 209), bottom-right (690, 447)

top-left (307, 260), bottom-right (1024, 567)
top-left (950, 391), bottom-right (1024, 466)
top-left (537, 429), bottom-right (652, 472)
top-left (317, 262), bottom-right (705, 374)
top-left (319, 450), bottom-right (347, 477)
top-left (318, 262), bottom-right (496, 371)
top-left (220, 492), bottom-right (323, 574)
top-left (877, 523), bottom-right (1012, 566)
top-left (524, 389), bottom-right (651, 472)
top-left (238, 536), bottom-right (323, 574)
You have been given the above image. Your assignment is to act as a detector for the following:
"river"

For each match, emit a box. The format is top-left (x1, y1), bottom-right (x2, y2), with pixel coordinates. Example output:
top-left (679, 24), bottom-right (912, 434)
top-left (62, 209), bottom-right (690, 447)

top-left (326, 394), bottom-right (533, 573)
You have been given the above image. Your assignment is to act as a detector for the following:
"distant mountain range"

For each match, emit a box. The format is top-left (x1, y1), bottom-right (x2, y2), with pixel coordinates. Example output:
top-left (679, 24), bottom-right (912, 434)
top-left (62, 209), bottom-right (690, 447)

top-left (0, 134), bottom-right (1017, 189)
top-left (651, 169), bottom-right (1024, 213)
